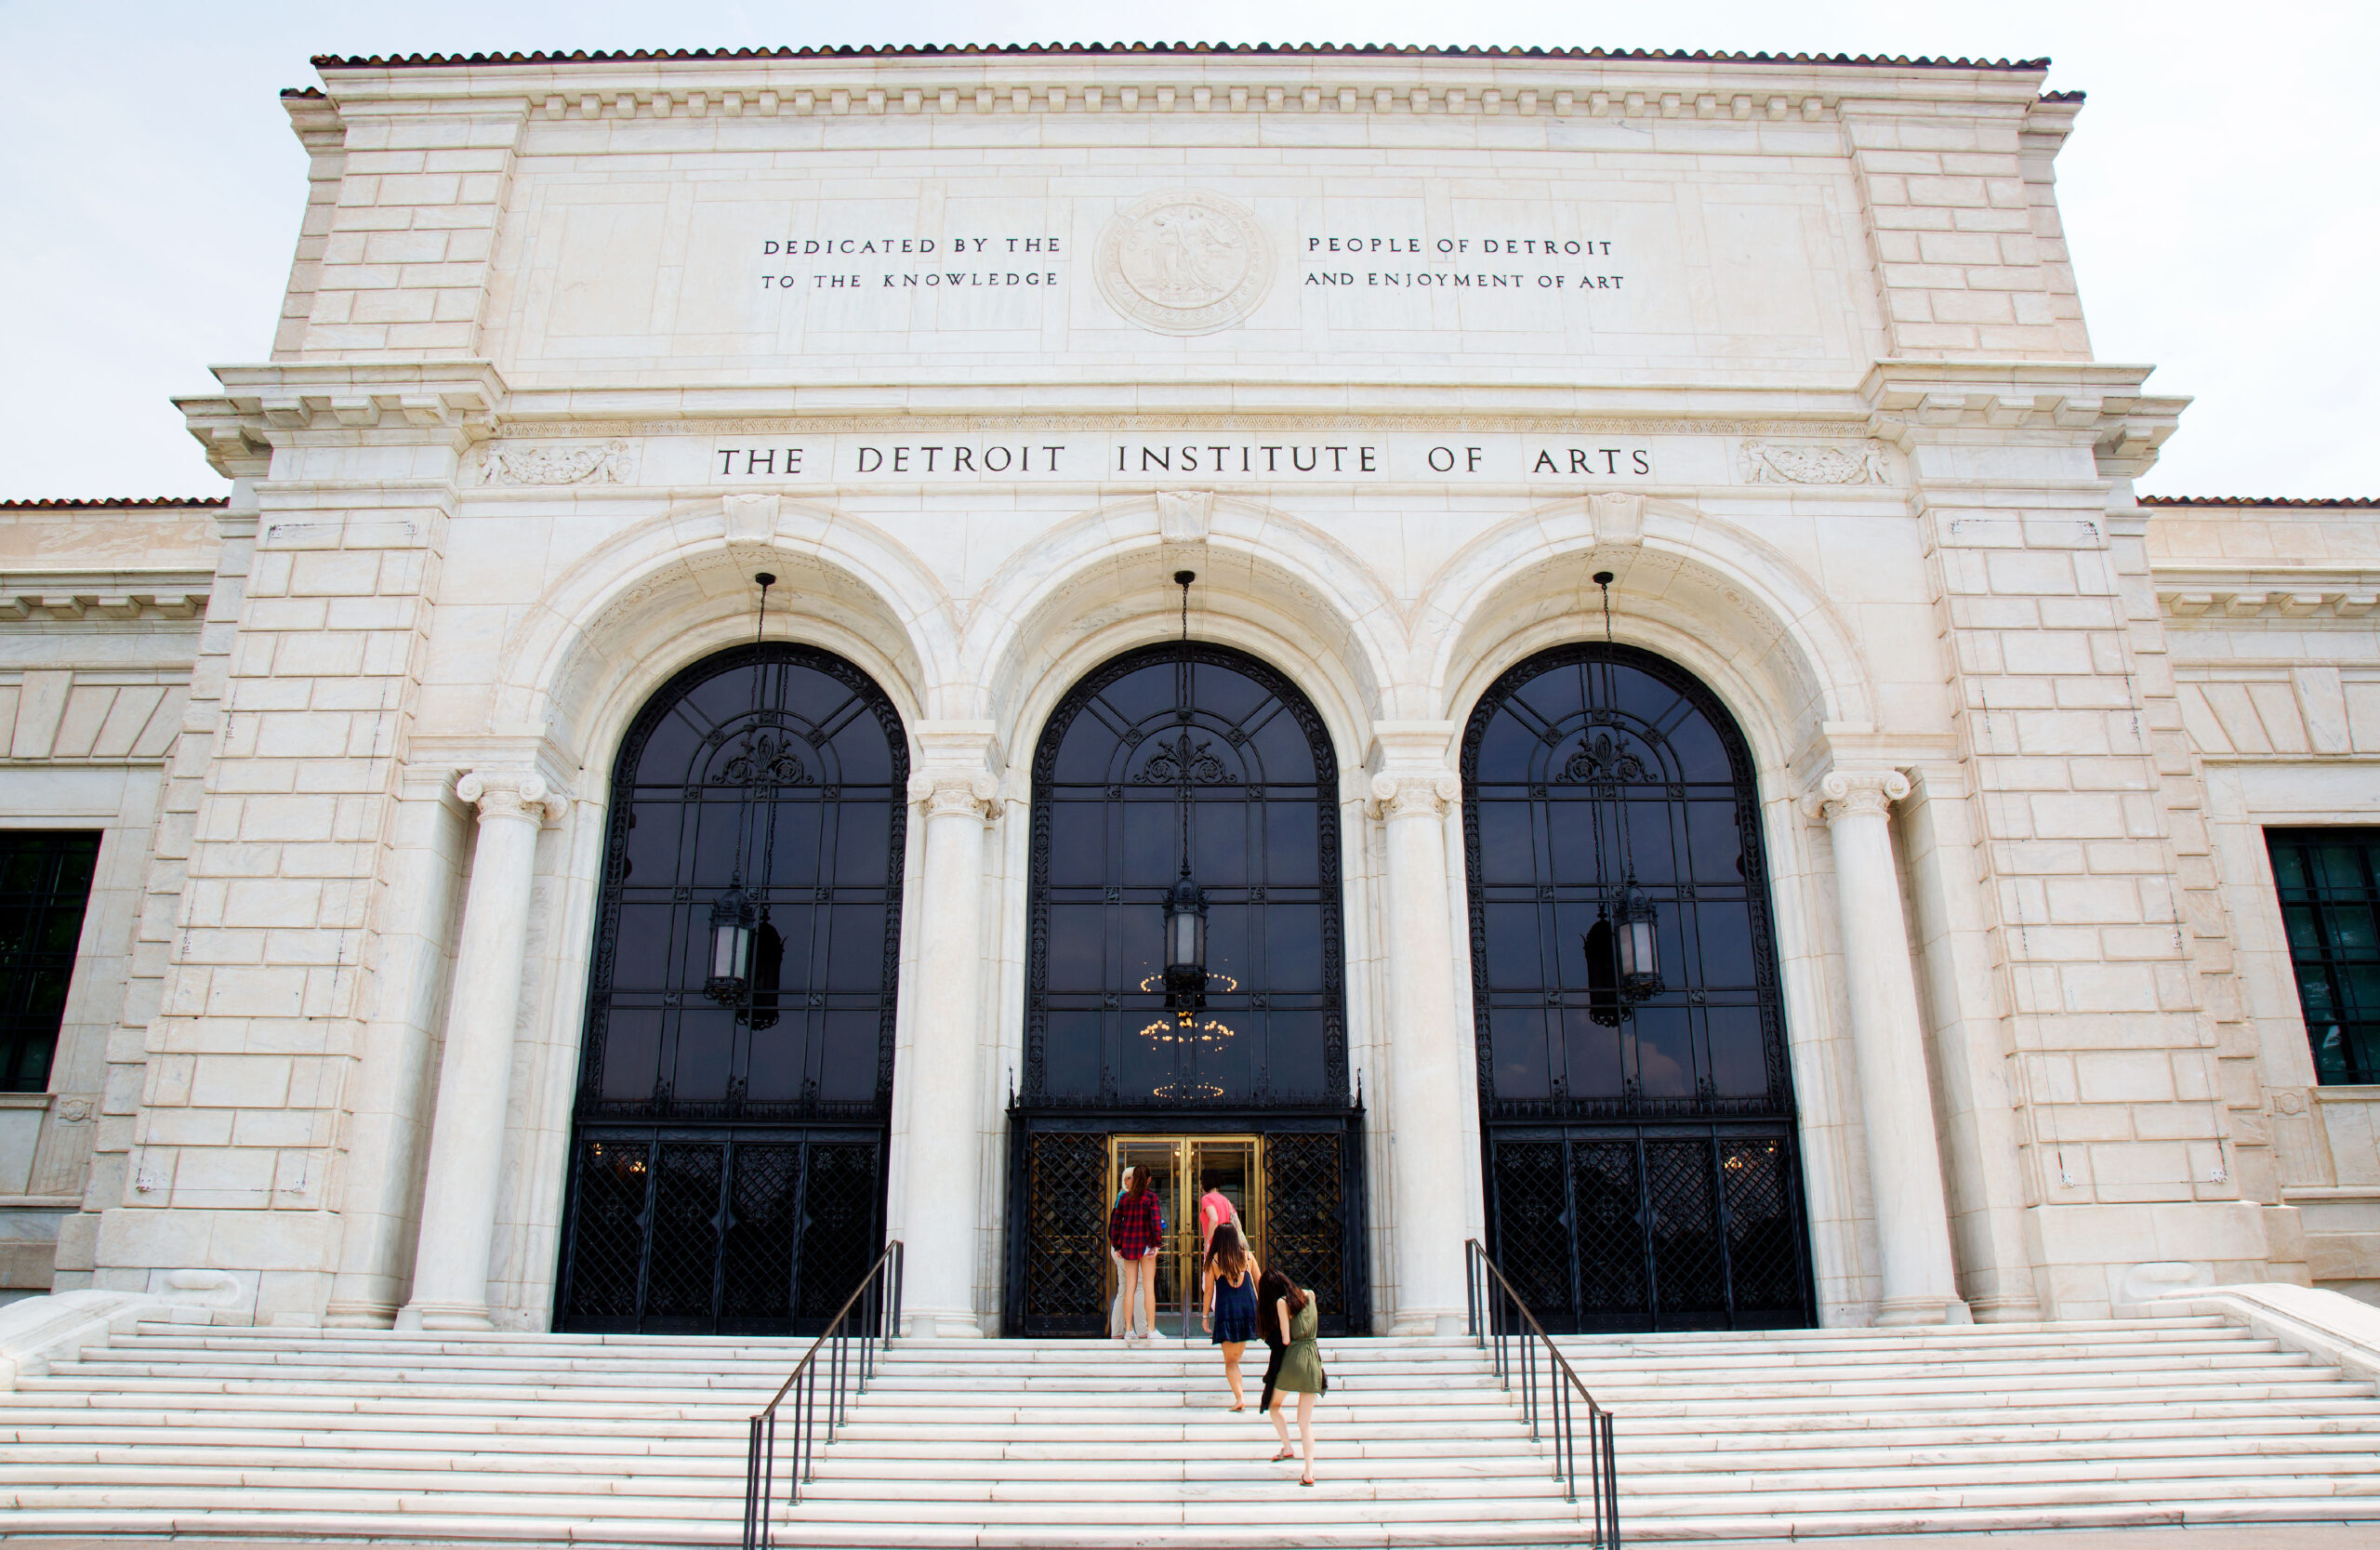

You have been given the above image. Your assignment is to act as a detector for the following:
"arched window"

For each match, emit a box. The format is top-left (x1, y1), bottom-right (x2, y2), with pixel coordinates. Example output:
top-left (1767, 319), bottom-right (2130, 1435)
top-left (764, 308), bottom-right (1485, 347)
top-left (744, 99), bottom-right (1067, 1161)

top-left (557, 644), bottom-right (906, 1334)
top-left (1025, 643), bottom-right (1344, 1106)
top-left (1462, 643), bottom-right (1812, 1331)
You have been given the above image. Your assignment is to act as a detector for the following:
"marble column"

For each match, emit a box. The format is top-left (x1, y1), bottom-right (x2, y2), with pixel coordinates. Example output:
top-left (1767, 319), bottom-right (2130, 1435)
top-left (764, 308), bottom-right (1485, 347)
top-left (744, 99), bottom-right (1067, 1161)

top-left (1816, 768), bottom-right (1966, 1326)
top-left (1370, 768), bottom-right (1472, 1335)
top-left (898, 766), bottom-right (1001, 1337)
top-left (398, 770), bottom-right (564, 1331)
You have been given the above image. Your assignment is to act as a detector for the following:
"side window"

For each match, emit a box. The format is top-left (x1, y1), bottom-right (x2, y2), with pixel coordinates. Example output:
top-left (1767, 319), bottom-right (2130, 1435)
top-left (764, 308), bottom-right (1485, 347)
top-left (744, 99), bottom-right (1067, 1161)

top-left (0, 831), bottom-right (100, 1093)
top-left (2267, 828), bottom-right (2380, 1086)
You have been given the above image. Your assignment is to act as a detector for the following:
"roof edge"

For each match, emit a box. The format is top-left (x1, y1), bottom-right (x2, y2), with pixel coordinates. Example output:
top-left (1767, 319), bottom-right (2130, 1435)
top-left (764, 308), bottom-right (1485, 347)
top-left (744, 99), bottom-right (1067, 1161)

top-left (0, 497), bottom-right (231, 511)
top-left (2139, 496), bottom-right (2378, 510)
top-left (310, 43), bottom-right (2053, 72)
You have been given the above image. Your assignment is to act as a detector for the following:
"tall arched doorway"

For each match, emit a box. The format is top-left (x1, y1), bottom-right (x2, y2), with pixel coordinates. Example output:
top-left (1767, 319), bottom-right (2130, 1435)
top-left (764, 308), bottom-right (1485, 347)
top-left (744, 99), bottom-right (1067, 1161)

top-left (1006, 641), bottom-right (1368, 1335)
top-left (554, 643), bottom-right (907, 1334)
top-left (1462, 643), bottom-right (1815, 1331)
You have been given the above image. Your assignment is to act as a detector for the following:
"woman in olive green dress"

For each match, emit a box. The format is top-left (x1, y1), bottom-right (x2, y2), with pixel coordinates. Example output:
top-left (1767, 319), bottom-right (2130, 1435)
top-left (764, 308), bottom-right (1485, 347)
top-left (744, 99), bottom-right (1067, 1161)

top-left (1258, 1267), bottom-right (1322, 1486)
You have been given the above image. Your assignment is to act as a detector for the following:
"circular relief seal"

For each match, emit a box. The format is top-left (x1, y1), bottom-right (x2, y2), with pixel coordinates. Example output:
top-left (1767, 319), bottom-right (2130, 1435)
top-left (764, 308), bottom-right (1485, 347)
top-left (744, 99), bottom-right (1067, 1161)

top-left (1096, 190), bottom-right (1273, 336)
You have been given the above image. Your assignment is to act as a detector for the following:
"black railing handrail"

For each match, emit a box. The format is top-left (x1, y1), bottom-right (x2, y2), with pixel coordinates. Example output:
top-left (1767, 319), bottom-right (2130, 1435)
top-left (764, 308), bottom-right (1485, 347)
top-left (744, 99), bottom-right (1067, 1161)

top-left (1465, 1239), bottom-right (1620, 1545)
top-left (742, 1239), bottom-right (904, 1550)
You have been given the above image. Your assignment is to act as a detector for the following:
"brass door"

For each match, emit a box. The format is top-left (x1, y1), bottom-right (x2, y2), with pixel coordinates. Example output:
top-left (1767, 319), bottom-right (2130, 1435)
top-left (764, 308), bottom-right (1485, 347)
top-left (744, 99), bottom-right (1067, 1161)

top-left (1104, 1135), bottom-right (1263, 1337)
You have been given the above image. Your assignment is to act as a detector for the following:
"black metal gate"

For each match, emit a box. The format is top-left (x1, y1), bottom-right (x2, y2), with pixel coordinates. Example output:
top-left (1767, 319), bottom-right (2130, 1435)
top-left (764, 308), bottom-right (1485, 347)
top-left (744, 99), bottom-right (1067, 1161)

top-left (556, 643), bottom-right (906, 1336)
top-left (1487, 1125), bottom-right (1808, 1331)
top-left (557, 1127), bottom-right (881, 1334)
top-left (1463, 643), bottom-right (1816, 1332)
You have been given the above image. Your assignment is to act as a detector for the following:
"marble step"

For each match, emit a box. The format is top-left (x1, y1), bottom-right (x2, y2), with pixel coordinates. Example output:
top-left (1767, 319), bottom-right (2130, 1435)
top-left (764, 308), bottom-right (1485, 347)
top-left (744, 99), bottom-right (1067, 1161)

top-left (10, 1502), bottom-right (2380, 1549)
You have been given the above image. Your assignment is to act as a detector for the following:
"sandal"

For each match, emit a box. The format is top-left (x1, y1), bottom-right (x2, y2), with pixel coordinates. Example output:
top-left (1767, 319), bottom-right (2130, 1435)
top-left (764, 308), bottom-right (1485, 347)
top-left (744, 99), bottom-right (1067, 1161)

top-left (1270, 1448), bottom-right (1295, 1462)
top-left (1300, 1476), bottom-right (1316, 1487)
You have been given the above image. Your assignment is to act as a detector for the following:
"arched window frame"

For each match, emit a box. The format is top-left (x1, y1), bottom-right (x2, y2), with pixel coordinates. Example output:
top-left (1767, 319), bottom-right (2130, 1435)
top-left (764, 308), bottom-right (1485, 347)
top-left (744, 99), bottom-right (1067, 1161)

top-left (1460, 642), bottom-right (1794, 1122)
top-left (1022, 641), bottom-right (1349, 1110)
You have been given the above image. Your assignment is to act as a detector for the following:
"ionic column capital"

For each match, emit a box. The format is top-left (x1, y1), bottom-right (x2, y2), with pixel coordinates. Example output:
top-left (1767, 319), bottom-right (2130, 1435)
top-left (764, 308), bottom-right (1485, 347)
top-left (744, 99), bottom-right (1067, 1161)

top-left (1368, 770), bottom-right (1461, 820)
top-left (907, 768), bottom-right (1002, 822)
top-left (1810, 767), bottom-right (1911, 824)
top-left (455, 768), bottom-right (568, 825)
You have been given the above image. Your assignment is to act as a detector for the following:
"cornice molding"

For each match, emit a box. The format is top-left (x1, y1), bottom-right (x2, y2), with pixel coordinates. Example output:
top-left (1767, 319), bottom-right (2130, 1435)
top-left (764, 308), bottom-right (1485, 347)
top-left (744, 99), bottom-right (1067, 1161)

top-left (1858, 361), bottom-right (2187, 479)
top-left (0, 570), bottom-right (213, 622)
top-left (178, 362), bottom-right (509, 480)
top-left (2155, 566), bottom-right (2380, 622)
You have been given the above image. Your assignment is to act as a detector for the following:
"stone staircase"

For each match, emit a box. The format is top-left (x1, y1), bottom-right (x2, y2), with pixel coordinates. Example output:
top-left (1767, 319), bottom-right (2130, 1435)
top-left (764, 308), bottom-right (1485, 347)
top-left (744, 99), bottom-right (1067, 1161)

top-left (0, 1314), bottom-right (2373, 1544)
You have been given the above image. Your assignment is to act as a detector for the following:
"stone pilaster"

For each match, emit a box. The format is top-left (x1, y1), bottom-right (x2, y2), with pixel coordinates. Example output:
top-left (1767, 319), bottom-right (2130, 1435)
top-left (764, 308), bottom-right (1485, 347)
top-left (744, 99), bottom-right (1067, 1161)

top-left (894, 732), bottom-right (1002, 1337)
top-left (322, 770), bottom-right (468, 1327)
top-left (399, 770), bottom-right (566, 1331)
top-left (1812, 768), bottom-right (1966, 1325)
top-left (1367, 726), bottom-right (1473, 1336)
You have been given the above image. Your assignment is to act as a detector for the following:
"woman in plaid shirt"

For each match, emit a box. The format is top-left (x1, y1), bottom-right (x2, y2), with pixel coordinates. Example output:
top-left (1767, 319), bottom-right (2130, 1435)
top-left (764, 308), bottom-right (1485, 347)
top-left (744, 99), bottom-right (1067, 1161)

top-left (1108, 1166), bottom-right (1165, 1341)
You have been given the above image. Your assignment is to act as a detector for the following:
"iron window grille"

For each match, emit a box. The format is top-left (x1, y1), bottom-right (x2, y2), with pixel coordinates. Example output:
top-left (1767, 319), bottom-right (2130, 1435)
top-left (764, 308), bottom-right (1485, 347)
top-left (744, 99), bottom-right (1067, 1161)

top-left (2267, 828), bottom-right (2380, 1086)
top-left (0, 831), bottom-right (99, 1093)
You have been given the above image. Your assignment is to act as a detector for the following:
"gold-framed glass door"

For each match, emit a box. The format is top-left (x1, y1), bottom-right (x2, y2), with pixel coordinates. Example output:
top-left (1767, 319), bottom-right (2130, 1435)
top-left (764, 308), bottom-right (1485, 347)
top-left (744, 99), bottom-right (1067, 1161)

top-left (1104, 1135), bottom-right (1263, 1337)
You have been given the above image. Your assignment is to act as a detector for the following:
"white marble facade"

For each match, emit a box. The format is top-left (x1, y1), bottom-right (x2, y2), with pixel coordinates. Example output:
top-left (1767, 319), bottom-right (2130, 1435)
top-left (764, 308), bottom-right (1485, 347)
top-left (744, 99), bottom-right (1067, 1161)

top-left (2, 44), bottom-right (2374, 1331)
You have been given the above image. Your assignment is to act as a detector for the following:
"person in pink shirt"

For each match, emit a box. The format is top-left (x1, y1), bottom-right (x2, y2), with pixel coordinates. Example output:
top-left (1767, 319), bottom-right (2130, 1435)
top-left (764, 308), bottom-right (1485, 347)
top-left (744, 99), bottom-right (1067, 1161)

top-left (1197, 1172), bottom-right (1239, 1251)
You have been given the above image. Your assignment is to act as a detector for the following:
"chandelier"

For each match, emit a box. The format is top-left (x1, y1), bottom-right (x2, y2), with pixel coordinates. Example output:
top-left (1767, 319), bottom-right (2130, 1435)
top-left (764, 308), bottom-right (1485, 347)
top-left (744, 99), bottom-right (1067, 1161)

top-left (1139, 569), bottom-right (1236, 1099)
top-left (1580, 571), bottom-right (1661, 1026)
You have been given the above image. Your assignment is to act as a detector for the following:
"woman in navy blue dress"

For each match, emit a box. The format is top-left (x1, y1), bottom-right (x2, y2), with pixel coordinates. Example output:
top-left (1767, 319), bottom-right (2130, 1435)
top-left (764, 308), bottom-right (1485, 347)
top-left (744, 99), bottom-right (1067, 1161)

top-left (1200, 1221), bottom-right (1261, 1410)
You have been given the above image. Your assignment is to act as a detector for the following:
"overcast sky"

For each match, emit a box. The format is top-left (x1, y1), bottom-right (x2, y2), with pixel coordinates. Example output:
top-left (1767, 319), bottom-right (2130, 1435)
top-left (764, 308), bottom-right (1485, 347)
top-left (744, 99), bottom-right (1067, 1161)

top-left (2, 0), bottom-right (2371, 500)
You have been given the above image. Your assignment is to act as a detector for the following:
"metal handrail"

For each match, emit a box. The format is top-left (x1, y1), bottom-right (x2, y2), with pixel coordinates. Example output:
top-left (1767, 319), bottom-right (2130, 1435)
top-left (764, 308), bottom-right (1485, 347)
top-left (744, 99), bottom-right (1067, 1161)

top-left (1464, 1239), bottom-right (1620, 1545)
top-left (742, 1239), bottom-right (905, 1550)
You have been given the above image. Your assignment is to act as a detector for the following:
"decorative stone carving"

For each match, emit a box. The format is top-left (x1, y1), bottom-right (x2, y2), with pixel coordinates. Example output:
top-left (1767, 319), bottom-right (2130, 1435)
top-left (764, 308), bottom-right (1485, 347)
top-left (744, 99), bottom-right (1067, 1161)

top-left (456, 770), bottom-right (569, 824)
top-left (1096, 190), bottom-right (1273, 336)
top-left (907, 769), bottom-right (1002, 822)
top-left (1814, 767), bottom-right (1910, 822)
top-left (1367, 771), bottom-right (1461, 820)
top-left (1739, 440), bottom-right (1888, 485)
top-left (475, 440), bottom-right (635, 486)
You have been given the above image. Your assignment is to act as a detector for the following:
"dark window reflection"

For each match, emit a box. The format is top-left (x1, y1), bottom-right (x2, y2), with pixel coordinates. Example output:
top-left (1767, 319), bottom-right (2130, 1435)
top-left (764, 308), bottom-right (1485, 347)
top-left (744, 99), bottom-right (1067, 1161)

top-left (0, 831), bottom-right (99, 1093)
top-left (1462, 645), bottom-right (1791, 1118)
top-left (2266, 828), bottom-right (2380, 1085)
top-left (1027, 644), bottom-right (1345, 1107)
top-left (579, 646), bottom-right (907, 1122)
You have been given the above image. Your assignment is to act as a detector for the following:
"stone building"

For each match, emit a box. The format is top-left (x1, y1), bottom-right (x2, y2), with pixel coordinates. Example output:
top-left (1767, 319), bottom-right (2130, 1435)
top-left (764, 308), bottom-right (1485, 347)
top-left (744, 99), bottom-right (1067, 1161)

top-left (2, 43), bottom-right (2374, 1342)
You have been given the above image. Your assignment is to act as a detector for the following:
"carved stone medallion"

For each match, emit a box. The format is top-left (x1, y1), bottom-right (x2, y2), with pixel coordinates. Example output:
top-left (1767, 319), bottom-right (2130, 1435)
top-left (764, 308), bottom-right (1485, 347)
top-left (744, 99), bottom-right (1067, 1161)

top-left (1096, 190), bottom-right (1273, 336)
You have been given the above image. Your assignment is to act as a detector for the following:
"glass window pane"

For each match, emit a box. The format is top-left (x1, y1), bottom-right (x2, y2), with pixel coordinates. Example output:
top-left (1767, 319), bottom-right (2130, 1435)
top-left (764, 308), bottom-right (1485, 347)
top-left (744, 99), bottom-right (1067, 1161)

top-left (2266, 828), bottom-right (2380, 1085)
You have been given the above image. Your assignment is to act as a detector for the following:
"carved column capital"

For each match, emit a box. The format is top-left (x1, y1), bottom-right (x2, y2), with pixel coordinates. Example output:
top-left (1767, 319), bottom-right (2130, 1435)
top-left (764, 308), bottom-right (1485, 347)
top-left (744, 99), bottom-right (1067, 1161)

top-left (455, 768), bottom-right (568, 825)
top-left (1812, 767), bottom-right (1911, 825)
top-left (907, 768), bottom-right (1003, 822)
top-left (1368, 770), bottom-right (1461, 820)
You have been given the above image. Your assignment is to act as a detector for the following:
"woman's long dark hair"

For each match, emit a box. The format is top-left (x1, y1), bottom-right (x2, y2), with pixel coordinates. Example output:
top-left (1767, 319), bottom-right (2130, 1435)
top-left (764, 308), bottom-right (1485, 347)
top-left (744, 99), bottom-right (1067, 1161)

top-left (1130, 1164), bottom-right (1155, 1197)
top-left (1257, 1267), bottom-right (1307, 1318)
top-left (1206, 1220), bottom-right (1250, 1282)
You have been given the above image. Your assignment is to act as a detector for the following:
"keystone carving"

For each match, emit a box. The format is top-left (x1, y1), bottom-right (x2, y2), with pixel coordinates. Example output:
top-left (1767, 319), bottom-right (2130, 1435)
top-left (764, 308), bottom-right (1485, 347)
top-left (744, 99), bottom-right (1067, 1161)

top-left (1156, 490), bottom-right (1214, 544)
top-left (1589, 491), bottom-right (1645, 547)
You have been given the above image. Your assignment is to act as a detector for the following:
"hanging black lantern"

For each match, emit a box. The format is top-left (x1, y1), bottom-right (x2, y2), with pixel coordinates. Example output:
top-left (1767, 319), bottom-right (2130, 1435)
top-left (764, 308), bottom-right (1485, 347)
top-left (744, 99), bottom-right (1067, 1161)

top-left (704, 571), bottom-right (776, 1017)
top-left (1577, 570), bottom-right (1663, 1016)
top-left (1613, 879), bottom-right (1661, 1004)
top-left (705, 881), bottom-right (757, 1007)
top-left (1162, 868), bottom-right (1210, 1018)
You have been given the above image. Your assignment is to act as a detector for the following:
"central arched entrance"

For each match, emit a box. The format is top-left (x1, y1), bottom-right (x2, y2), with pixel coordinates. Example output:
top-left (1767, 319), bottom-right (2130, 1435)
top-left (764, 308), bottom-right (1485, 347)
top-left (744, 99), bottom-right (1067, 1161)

top-left (1005, 641), bottom-right (1368, 1335)
top-left (1462, 642), bottom-right (1815, 1331)
top-left (553, 643), bottom-right (907, 1334)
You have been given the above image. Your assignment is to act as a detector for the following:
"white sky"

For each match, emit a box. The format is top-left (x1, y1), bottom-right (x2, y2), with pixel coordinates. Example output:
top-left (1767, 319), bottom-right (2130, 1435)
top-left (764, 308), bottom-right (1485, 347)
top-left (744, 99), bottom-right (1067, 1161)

top-left (1, 0), bottom-right (2372, 500)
